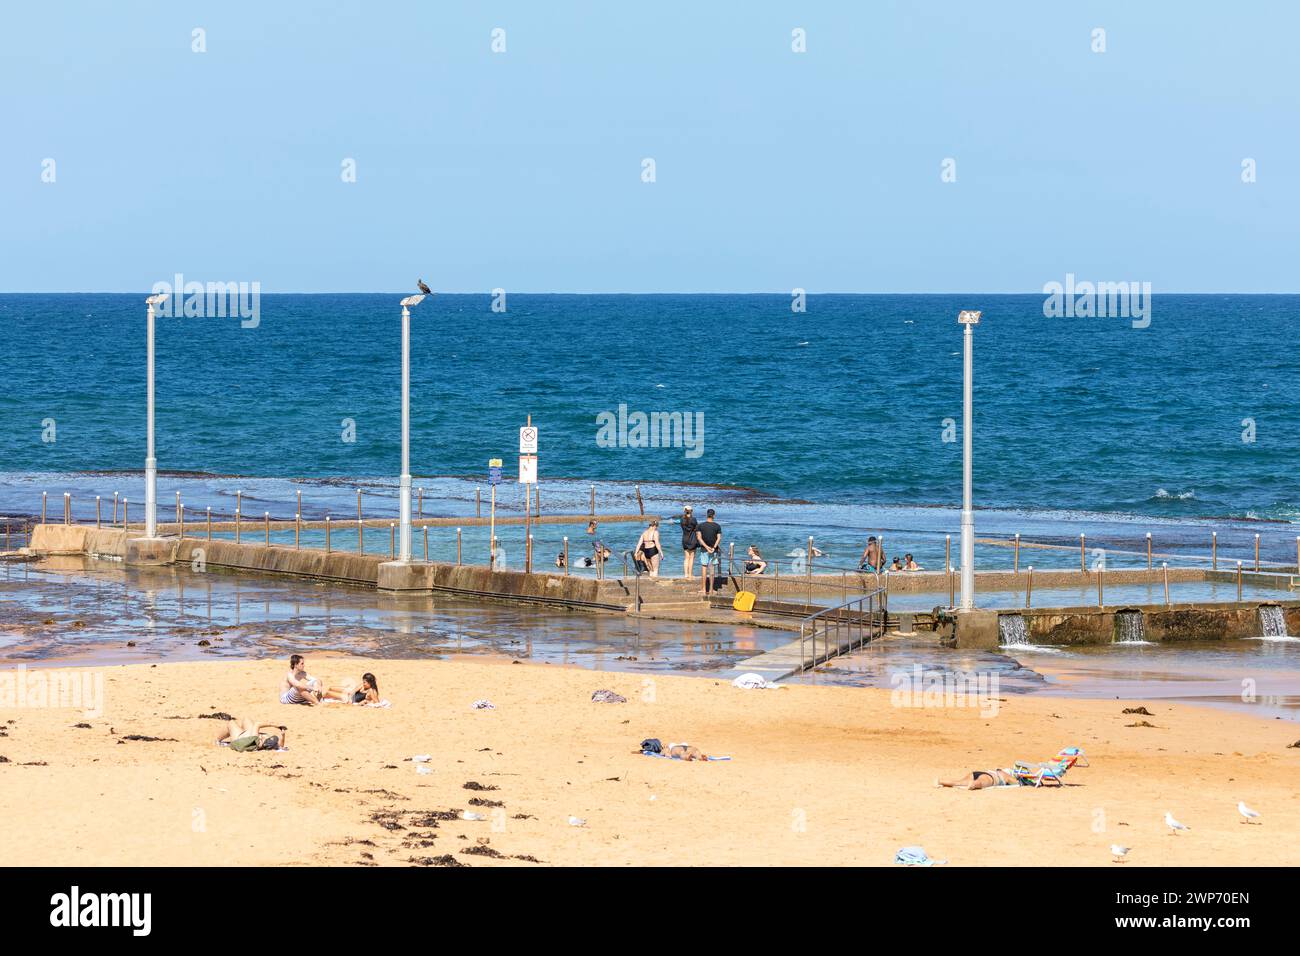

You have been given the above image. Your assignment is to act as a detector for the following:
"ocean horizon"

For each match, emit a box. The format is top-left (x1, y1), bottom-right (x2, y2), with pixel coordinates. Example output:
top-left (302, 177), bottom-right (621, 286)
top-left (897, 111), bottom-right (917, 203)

top-left (3, 292), bottom-right (1298, 523)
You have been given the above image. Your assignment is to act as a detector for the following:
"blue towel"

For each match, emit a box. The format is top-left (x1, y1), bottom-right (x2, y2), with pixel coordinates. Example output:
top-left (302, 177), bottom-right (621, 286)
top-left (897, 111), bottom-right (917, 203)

top-left (894, 846), bottom-right (946, 866)
top-left (640, 751), bottom-right (731, 761)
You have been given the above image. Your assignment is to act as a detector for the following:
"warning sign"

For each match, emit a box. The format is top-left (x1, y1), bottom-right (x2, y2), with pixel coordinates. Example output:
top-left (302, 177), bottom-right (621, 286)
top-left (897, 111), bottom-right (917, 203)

top-left (519, 426), bottom-right (538, 454)
top-left (519, 456), bottom-right (537, 485)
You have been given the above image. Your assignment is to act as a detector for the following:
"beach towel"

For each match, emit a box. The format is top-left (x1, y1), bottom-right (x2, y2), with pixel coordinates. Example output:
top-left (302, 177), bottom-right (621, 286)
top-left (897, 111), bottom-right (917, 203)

top-left (321, 696), bottom-right (392, 708)
top-left (639, 750), bottom-right (731, 762)
top-left (894, 846), bottom-right (946, 866)
top-left (219, 740), bottom-right (289, 752)
top-left (732, 673), bottom-right (779, 690)
top-left (591, 689), bottom-right (627, 703)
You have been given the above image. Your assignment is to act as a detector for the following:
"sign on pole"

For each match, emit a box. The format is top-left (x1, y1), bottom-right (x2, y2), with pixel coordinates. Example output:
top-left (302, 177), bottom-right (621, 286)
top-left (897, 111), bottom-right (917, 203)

top-left (519, 456), bottom-right (537, 484)
top-left (488, 458), bottom-right (502, 486)
top-left (519, 426), bottom-right (538, 455)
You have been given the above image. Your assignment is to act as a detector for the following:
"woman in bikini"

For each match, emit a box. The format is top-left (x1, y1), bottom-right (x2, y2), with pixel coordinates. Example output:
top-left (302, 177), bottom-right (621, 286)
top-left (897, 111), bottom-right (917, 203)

top-left (634, 519), bottom-right (663, 576)
top-left (216, 717), bottom-right (288, 752)
top-left (936, 768), bottom-right (1017, 790)
top-left (321, 672), bottom-right (381, 704)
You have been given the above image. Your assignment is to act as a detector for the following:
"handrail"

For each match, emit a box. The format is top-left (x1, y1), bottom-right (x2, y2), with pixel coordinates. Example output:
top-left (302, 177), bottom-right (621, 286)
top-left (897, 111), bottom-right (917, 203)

top-left (797, 585), bottom-right (888, 672)
top-left (620, 549), bottom-right (643, 611)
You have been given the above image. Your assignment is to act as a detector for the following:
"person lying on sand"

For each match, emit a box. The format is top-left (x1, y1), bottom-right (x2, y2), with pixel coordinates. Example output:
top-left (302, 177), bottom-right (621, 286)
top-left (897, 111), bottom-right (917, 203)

top-left (216, 717), bottom-right (288, 752)
top-left (280, 654), bottom-right (321, 705)
top-left (320, 672), bottom-right (381, 705)
top-left (936, 768), bottom-right (1017, 790)
top-left (671, 744), bottom-right (709, 761)
top-left (666, 742), bottom-right (710, 761)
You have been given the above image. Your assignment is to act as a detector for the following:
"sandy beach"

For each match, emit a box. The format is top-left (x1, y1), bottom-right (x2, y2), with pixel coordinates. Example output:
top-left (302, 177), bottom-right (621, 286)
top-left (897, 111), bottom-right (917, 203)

top-left (0, 655), bottom-right (1295, 867)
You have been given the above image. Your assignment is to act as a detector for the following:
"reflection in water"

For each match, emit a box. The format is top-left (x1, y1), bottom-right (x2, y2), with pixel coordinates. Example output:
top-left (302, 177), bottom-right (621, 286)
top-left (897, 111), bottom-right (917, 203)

top-left (5, 556), bottom-right (1300, 722)
top-left (808, 633), bottom-right (1300, 721)
top-left (0, 557), bottom-right (786, 674)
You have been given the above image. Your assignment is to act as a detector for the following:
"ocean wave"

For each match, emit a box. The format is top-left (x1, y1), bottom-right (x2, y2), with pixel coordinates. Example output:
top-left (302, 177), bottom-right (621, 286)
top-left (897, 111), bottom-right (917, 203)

top-left (1151, 488), bottom-right (1196, 501)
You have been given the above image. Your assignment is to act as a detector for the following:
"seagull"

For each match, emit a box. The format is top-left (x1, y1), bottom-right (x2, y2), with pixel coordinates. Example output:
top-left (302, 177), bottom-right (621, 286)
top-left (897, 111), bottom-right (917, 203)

top-left (417, 279), bottom-right (433, 296)
top-left (1165, 811), bottom-right (1190, 834)
top-left (1110, 844), bottom-right (1130, 863)
top-left (1238, 801), bottom-right (1261, 824)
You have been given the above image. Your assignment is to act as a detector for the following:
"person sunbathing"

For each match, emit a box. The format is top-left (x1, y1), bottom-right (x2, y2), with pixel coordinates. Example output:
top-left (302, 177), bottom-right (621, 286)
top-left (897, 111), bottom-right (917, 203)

top-left (280, 654), bottom-right (320, 705)
top-left (936, 768), bottom-right (1017, 789)
top-left (216, 717), bottom-right (288, 752)
top-left (666, 742), bottom-right (710, 761)
top-left (321, 672), bottom-right (381, 704)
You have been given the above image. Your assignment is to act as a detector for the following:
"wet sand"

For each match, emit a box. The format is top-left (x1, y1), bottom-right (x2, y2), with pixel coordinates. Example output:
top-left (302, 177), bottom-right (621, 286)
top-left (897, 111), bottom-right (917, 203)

top-left (1, 655), bottom-right (1296, 866)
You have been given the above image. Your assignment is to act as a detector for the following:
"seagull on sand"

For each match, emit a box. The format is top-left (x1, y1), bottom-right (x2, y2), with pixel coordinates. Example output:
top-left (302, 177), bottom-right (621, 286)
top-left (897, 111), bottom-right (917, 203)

top-left (1238, 801), bottom-right (1261, 824)
top-left (1165, 811), bottom-right (1191, 834)
top-left (417, 279), bottom-right (433, 296)
top-left (1110, 844), bottom-right (1131, 863)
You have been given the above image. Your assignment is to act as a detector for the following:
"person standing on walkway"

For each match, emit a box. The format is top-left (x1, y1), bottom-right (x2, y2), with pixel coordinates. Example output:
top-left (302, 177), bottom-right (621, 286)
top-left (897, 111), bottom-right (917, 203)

top-left (635, 519), bottom-right (663, 576)
top-left (679, 505), bottom-right (698, 578)
top-left (859, 535), bottom-right (884, 573)
top-left (696, 508), bottom-right (722, 595)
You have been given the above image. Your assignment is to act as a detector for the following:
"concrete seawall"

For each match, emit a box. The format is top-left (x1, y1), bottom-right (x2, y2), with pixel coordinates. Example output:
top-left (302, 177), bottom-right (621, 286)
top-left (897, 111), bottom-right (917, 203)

top-left (949, 601), bottom-right (1300, 648)
top-left (28, 525), bottom-right (1300, 637)
top-left (28, 524), bottom-right (672, 612)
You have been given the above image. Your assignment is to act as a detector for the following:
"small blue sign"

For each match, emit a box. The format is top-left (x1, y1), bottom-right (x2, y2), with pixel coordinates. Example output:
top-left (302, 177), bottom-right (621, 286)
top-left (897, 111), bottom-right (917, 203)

top-left (488, 465), bottom-right (502, 486)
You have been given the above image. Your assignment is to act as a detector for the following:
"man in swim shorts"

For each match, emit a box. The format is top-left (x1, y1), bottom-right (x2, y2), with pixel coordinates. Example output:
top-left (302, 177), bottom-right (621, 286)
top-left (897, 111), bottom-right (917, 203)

top-left (280, 654), bottom-right (320, 706)
top-left (695, 508), bottom-right (722, 595)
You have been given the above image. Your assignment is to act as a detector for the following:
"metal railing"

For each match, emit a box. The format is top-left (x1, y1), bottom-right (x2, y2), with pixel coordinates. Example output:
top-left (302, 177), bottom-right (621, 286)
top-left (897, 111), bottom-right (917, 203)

top-left (620, 549), bottom-right (643, 610)
top-left (797, 585), bottom-right (888, 672)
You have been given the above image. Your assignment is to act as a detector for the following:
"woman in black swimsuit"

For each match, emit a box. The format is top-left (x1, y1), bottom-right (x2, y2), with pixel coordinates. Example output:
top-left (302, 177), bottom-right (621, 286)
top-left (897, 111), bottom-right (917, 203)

top-left (936, 768), bottom-right (1016, 790)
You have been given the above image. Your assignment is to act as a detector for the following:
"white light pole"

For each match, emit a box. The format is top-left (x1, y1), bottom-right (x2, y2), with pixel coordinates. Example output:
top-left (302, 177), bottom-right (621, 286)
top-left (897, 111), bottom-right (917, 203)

top-left (397, 293), bottom-right (428, 562)
top-left (957, 309), bottom-right (981, 611)
top-left (144, 293), bottom-right (168, 538)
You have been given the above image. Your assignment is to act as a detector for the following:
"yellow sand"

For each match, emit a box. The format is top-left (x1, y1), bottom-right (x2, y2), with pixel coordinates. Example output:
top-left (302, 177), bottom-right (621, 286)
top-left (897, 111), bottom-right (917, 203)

top-left (0, 656), bottom-right (1295, 866)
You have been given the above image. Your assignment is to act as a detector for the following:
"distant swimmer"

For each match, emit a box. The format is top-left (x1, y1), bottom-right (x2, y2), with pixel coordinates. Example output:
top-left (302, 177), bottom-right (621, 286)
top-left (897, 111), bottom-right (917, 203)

top-left (417, 279), bottom-right (433, 296)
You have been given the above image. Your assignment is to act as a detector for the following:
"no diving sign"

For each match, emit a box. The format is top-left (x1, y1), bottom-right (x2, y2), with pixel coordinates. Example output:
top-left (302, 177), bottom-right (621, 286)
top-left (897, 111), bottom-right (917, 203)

top-left (519, 426), bottom-right (538, 454)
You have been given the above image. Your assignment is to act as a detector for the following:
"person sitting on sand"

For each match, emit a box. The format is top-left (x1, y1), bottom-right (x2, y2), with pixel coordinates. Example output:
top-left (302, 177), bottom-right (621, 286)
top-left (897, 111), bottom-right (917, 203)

top-left (216, 717), bottom-right (288, 752)
top-left (936, 768), bottom-right (1017, 790)
top-left (280, 654), bottom-right (320, 706)
top-left (744, 545), bottom-right (767, 575)
top-left (320, 672), bottom-right (381, 705)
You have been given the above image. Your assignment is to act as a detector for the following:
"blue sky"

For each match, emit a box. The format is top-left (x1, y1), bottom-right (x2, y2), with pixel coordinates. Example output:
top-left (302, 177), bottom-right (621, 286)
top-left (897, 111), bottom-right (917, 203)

top-left (2, 1), bottom-right (1297, 292)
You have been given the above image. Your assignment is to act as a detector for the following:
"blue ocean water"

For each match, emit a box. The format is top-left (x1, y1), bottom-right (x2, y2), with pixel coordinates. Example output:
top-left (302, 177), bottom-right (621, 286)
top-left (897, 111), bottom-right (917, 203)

top-left (3, 293), bottom-right (1298, 522)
